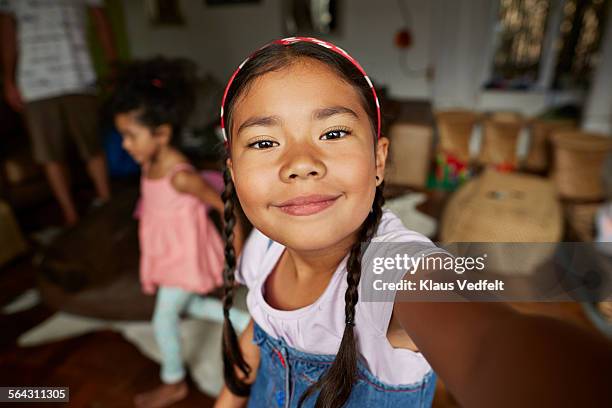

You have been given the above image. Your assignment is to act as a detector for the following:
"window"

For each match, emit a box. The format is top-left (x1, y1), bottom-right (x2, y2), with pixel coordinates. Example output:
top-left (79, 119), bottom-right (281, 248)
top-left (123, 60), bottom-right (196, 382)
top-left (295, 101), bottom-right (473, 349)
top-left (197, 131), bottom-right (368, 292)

top-left (488, 0), bottom-right (551, 89)
top-left (486, 0), bottom-right (609, 91)
top-left (283, 0), bottom-right (339, 36)
top-left (552, 0), bottom-right (610, 89)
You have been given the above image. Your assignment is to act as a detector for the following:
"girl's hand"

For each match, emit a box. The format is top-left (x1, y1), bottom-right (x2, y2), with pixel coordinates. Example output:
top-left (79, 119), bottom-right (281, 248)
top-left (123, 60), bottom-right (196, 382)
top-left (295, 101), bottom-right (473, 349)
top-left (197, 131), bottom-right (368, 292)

top-left (214, 319), bottom-right (259, 408)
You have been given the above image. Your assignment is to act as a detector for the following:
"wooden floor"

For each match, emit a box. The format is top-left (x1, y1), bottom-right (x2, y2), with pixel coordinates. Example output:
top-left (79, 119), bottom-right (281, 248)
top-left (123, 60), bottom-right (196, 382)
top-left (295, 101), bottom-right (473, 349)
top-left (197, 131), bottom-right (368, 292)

top-left (0, 187), bottom-right (606, 408)
top-left (0, 257), bottom-right (216, 408)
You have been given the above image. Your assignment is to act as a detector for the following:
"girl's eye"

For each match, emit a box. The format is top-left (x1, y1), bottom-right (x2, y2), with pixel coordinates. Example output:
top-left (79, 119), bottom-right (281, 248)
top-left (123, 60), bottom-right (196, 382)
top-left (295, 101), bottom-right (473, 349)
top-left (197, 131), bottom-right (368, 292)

top-left (248, 140), bottom-right (278, 149)
top-left (321, 128), bottom-right (351, 140)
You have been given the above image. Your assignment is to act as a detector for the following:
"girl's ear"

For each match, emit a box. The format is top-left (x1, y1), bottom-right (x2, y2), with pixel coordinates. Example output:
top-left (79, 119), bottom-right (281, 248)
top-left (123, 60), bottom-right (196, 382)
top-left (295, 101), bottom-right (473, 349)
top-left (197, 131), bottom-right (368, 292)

top-left (153, 124), bottom-right (172, 145)
top-left (375, 136), bottom-right (389, 185)
top-left (226, 157), bottom-right (235, 184)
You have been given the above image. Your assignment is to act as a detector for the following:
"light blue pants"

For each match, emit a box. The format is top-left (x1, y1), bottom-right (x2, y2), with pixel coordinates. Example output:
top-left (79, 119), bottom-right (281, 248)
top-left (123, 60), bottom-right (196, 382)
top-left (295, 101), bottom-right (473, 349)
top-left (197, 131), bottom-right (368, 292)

top-left (153, 286), bottom-right (250, 384)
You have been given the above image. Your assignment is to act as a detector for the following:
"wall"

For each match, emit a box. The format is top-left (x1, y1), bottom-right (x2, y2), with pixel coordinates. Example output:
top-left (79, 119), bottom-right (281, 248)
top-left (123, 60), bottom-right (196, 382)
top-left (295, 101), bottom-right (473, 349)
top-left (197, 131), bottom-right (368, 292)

top-left (121, 0), bottom-right (432, 97)
top-left (121, 0), bottom-right (609, 121)
top-left (121, 0), bottom-right (282, 82)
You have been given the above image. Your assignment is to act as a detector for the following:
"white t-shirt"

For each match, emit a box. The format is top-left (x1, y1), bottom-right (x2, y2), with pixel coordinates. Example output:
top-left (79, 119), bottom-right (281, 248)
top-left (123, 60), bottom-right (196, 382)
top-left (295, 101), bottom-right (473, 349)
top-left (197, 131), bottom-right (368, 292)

top-left (236, 209), bottom-right (448, 385)
top-left (0, 0), bottom-right (102, 102)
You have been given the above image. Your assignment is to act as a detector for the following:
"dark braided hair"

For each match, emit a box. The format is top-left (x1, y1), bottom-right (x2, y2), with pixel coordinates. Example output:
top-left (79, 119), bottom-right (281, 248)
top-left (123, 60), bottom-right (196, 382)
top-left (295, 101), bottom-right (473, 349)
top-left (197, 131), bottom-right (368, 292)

top-left (220, 166), bottom-right (251, 396)
top-left (108, 56), bottom-right (197, 138)
top-left (220, 42), bottom-right (385, 407)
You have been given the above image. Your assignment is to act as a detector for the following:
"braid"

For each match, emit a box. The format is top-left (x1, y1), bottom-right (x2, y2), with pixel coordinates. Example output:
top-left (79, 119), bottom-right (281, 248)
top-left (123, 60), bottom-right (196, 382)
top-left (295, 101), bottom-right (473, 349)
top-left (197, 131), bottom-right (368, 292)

top-left (298, 182), bottom-right (386, 408)
top-left (220, 165), bottom-right (251, 396)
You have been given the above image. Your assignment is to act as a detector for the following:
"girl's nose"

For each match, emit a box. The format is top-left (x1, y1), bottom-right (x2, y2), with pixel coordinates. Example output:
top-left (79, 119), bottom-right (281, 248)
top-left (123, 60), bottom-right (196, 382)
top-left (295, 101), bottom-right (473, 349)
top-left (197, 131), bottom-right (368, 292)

top-left (279, 147), bottom-right (326, 182)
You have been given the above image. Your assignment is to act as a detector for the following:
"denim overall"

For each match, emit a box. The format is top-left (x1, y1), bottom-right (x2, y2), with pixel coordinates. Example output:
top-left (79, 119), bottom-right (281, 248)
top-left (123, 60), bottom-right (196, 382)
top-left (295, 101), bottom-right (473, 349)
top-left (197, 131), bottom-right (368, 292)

top-left (247, 322), bottom-right (437, 408)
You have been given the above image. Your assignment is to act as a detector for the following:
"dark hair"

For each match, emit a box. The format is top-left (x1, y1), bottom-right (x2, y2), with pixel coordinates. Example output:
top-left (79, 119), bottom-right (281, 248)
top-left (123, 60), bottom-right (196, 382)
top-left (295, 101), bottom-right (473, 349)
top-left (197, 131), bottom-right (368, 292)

top-left (220, 42), bottom-right (386, 408)
top-left (224, 42), bottom-right (377, 142)
top-left (109, 56), bottom-right (197, 138)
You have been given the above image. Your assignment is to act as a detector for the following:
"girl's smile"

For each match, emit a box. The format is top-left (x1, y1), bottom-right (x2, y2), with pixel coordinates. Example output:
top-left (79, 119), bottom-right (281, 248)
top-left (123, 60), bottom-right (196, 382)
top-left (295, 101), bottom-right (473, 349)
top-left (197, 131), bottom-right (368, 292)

top-left (272, 193), bottom-right (343, 216)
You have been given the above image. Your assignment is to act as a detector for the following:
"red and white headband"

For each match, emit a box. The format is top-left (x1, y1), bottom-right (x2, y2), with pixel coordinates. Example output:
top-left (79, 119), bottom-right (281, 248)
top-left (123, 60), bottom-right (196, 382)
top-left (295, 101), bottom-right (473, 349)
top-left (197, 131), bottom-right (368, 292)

top-left (219, 37), bottom-right (381, 145)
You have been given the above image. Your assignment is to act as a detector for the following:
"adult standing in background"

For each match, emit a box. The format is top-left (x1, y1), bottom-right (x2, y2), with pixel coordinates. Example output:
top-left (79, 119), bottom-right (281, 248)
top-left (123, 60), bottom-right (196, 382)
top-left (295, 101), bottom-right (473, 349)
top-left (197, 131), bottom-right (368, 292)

top-left (0, 0), bottom-right (117, 225)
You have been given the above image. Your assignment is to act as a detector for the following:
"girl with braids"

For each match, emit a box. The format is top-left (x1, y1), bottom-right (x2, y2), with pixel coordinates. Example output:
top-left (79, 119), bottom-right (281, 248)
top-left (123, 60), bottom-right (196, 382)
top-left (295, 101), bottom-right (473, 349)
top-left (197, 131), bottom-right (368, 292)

top-left (214, 37), bottom-right (612, 408)
top-left (214, 37), bottom-right (445, 408)
top-left (109, 57), bottom-right (249, 408)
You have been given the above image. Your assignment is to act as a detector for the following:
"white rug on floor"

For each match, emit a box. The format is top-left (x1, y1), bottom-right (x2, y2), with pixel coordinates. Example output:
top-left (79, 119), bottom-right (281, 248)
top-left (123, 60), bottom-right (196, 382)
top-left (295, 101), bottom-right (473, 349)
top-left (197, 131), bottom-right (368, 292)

top-left (2, 288), bottom-right (42, 314)
top-left (383, 193), bottom-right (437, 238)
top-left (16, 290), bottom-right (249, 398)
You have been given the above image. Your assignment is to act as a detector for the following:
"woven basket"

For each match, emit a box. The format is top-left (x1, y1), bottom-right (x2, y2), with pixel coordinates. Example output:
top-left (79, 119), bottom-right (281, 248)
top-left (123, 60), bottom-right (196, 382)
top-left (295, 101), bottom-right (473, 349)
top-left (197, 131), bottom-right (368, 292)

top-left (551, 131), bottom-right (612, 201)
top-left (563, 202), bottom-right (601, 242)
top-left (440, 170), bottom-right (562, 275)
top-left (441, 169), bottom-right (562, 243)
top-left (489, 111), bottom-right (523, 123)
top-left (479, 117), bottom-right (525, 166)
top-left (386, 123), bottom-right (433, 188)
top-left (523, 119), bottom-right (576, 172)
top-left (435, 110), bottom-right (482, 163)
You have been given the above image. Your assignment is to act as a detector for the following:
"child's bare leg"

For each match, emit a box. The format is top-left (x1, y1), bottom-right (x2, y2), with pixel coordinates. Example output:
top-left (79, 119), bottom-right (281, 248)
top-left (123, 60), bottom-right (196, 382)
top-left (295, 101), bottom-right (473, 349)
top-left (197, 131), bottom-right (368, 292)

top-left (135, 287), bottom-right (191, 407)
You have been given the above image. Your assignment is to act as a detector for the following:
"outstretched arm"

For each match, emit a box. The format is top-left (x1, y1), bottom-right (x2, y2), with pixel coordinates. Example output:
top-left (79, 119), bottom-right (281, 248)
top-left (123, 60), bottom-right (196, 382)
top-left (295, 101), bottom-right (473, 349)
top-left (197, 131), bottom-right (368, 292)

top-left (394, 256), bottom-right (612, 408)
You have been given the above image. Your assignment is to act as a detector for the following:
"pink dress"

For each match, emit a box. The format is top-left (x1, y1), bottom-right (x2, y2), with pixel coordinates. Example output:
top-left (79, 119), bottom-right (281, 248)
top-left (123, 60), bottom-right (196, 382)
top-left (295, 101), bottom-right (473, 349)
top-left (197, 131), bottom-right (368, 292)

top-left (138, 163), bottom-right (224, 295)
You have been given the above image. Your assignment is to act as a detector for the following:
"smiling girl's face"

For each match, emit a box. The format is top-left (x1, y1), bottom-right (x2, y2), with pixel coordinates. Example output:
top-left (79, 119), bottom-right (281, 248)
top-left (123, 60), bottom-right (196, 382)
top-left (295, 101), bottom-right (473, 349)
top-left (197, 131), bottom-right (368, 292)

top-left (228, 58), bottom-right (388, 252)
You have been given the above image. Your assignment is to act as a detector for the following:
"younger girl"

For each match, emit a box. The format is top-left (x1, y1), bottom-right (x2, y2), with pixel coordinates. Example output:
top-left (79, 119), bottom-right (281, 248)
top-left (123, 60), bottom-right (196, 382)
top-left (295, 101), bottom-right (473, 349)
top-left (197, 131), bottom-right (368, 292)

top-left (215, 38), bottom-right (612, 408)
top-left (110, 57), bottom-right (248, 408)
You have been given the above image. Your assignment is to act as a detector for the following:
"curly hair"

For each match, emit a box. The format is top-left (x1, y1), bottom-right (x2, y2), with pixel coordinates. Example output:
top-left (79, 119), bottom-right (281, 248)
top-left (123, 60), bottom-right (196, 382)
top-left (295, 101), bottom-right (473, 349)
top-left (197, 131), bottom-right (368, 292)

top-left (108, 56), bottom-right (197, 137)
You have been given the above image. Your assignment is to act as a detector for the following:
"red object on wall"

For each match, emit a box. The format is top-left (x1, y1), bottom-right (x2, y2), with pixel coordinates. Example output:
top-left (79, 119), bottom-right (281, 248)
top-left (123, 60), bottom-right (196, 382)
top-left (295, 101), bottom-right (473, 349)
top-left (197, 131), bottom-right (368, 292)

top-left (394, 29), bottom-right (412, 49)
